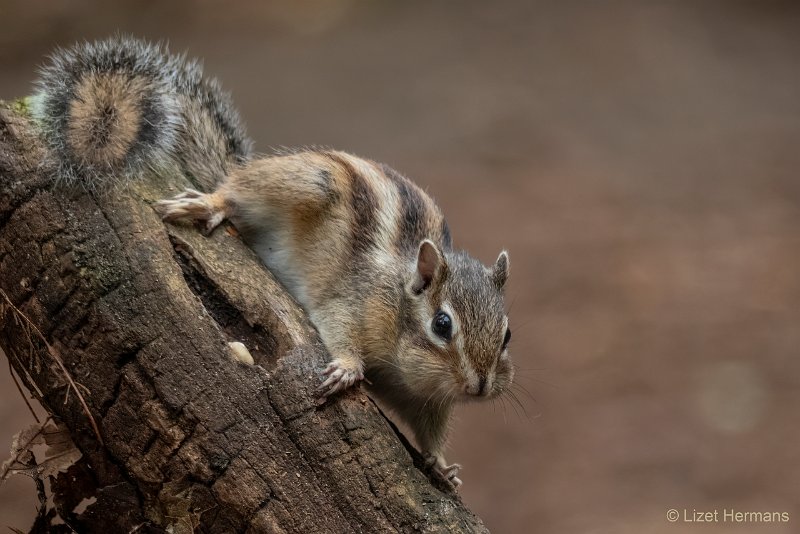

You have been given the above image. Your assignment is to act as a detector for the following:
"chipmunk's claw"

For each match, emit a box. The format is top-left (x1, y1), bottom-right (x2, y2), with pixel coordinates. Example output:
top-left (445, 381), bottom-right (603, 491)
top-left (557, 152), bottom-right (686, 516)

top-left (316, 359), bottom-right (364, 402)
top-left (155, 189), bottom-right (226, 234)
top-left (424, 453), bottom-right (462, 491)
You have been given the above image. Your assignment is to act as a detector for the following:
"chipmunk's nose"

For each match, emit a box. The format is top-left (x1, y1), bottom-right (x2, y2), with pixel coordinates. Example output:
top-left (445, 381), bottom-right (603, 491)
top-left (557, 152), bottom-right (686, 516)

top-left (477, 376), bottom-right (487, 396)
top-left (465, 375), bottom-right (488, 396)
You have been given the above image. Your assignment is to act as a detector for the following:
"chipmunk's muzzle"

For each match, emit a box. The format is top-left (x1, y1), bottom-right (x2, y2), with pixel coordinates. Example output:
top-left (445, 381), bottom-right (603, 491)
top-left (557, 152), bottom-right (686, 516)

top-left (464, 374), bottom-right (490, 397)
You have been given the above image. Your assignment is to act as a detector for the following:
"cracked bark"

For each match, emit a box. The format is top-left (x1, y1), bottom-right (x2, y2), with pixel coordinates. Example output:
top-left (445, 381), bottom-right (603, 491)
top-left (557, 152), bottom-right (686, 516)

top-left (0, 104), bottom-right (489, 533)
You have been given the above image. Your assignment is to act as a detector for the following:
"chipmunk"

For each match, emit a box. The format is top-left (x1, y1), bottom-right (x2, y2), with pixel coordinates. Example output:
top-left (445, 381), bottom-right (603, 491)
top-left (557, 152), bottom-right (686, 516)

top-left (30, 36), bottom-right (514, 490)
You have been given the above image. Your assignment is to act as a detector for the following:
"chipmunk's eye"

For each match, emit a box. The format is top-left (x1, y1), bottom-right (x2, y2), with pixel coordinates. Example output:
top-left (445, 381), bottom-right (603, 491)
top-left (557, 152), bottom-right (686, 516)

top-left (502, 327), bottom-right (511, 350)
top-left (432, 311), bottom-right (452, 341)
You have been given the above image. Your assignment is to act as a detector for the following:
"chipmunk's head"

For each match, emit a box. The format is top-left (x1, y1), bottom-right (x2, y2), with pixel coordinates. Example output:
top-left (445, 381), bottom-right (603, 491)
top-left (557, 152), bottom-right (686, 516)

top-left (401, 239), bottom-right (514, 402)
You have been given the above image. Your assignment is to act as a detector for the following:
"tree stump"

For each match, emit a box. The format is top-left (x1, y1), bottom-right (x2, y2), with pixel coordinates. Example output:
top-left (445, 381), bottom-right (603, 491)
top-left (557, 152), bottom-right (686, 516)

top-left (0, 102), bottom-right (488, 533)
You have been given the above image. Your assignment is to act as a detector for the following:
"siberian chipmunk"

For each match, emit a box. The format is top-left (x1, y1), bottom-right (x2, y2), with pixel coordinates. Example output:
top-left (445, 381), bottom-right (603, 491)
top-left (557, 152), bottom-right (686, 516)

top-left (30, 36), bottom-right (514, 489)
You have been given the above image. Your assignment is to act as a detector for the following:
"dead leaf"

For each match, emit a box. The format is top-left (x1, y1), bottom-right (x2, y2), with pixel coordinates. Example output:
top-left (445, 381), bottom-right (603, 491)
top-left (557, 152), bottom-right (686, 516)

top-left (1, 422), bottom-right (47, 481)
top-left (1, 420), bottom-right (82, 483)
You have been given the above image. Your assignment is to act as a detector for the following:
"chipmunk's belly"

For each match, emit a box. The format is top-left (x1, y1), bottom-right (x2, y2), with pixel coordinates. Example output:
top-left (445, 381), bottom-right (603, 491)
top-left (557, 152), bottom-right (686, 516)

top-left (250, 229), bottom-right (312, 310)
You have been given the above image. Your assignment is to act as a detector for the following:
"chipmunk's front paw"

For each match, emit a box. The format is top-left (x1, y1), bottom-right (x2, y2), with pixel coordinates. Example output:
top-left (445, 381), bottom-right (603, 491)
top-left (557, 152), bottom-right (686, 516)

top-left (424, 453), bottom-right (462, 491)
top-left (155, 189), bottom-right (226, 235)
top-left (317, 358), bottom-right (364, 402)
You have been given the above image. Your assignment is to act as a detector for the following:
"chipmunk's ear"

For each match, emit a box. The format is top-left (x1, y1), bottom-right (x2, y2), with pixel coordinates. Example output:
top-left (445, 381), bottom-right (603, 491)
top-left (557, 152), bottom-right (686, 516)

top-left (411, 239), bottom-right (445, 295)
top-left (491, 250), bottom-right (509, 289)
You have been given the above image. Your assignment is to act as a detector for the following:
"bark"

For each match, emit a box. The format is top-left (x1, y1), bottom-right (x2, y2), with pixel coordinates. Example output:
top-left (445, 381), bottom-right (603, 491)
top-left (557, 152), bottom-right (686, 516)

top-left (0, 103), bottom-right (488, 533)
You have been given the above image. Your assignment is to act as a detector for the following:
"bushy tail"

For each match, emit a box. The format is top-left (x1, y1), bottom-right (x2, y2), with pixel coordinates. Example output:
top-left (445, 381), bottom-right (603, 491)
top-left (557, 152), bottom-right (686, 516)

top-left (31, 36), bottom-right (252, 191)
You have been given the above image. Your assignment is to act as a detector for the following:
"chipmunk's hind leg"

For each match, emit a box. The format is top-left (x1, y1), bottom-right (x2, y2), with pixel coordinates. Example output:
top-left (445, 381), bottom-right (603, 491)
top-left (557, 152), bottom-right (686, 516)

top-left (155, 189), bottom-right (229, 235)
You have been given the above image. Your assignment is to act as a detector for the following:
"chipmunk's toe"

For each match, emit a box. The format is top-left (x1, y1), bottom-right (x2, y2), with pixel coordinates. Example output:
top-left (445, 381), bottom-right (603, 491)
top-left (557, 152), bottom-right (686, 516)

top-left (424, 453), bottom-right (462, 491)
top-left (317, 358), bottom-right (364, 401)
top-left (155, 190), bottom-right (227, 234)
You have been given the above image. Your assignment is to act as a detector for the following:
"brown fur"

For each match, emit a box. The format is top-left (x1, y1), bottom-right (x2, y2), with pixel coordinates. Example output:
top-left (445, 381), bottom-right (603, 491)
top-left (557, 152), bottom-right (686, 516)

top-left (157, 149), bottom-right (513, 490)
top-left (33, 36), bottom-right (252, 190)
top-left (67, 73), bottom-right (145, 168)
top-left (35, 36), bottom-right (511, 490)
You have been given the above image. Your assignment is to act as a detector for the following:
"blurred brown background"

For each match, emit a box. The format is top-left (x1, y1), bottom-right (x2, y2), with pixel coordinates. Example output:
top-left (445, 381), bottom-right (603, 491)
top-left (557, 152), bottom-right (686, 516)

top-left (2, 1), bottom-right (799, 532)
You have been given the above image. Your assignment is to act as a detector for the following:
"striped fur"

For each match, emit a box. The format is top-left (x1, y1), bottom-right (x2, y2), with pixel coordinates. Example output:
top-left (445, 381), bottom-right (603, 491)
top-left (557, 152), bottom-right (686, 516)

top-left (158, 149), bottom-right (513, 488)
top-left (33, 36), bottom-right (512, 489)
top-left (31, 36), bottom-right (251, 190)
